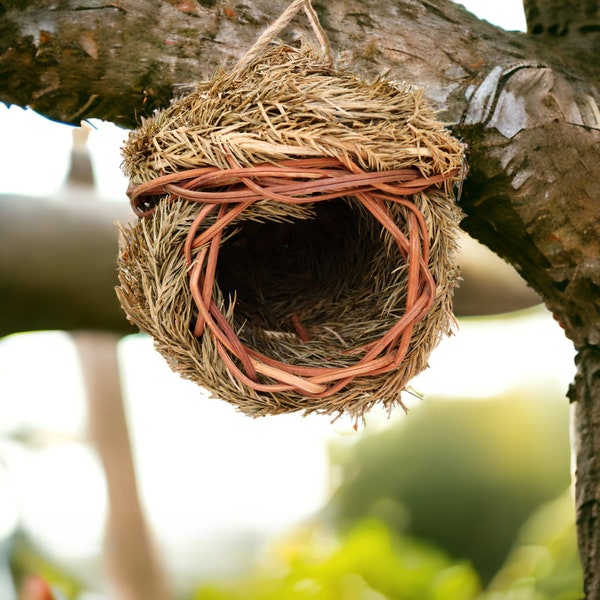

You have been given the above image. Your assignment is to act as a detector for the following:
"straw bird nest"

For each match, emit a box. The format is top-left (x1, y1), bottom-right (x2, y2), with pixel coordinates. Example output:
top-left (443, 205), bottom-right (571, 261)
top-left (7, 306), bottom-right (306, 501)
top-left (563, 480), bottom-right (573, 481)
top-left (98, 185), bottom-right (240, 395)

top-left (116, 39), bottom-right (464, 419)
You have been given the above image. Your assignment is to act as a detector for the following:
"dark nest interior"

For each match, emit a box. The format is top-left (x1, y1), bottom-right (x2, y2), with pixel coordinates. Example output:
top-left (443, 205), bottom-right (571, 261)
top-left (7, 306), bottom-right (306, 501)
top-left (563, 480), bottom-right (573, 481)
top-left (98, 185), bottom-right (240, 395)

top-left (216, 199), bottom-right (379, 340)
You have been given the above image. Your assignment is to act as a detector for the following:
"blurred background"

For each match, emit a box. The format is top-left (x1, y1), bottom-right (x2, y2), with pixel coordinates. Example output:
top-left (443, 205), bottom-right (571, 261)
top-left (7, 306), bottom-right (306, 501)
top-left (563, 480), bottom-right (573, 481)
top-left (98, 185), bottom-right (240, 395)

top-left (0, 1), bottom-right (583, 599)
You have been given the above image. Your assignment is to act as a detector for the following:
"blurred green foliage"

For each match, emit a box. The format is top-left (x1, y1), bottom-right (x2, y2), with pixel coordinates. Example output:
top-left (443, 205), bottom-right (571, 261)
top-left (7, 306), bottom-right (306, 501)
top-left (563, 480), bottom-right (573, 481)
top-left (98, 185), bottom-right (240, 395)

top-left (10, 533), bottom-right (81, 599)
top-left (192, 489), bottom-right (582, 600)
top-left (481, 490), bottom-right (583, 600)
top-left (7, 384), bottom-right (583, 599)
top-left (326, 390), bottom-right (571, 581)
top-left (190, 385), bottom-right (583, 598)
top-left (193, 519), bottom-right (481, 600)
top-left (11, 488), bottom-right (581, 600)
top-left (11, 490), bottom-right (582, 600)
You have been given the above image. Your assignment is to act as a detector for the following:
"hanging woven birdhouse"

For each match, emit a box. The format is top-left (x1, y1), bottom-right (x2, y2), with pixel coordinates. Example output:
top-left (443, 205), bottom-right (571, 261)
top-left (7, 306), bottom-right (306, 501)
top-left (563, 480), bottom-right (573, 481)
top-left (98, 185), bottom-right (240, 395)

top-left (116, 0), bottom-right (465, 419)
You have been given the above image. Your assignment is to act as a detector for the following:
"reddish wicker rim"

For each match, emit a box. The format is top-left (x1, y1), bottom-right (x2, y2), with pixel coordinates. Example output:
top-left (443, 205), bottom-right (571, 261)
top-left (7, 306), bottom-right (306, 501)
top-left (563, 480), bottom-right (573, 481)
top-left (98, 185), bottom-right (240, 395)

top-left (128, 156), bottom-right (459, 398)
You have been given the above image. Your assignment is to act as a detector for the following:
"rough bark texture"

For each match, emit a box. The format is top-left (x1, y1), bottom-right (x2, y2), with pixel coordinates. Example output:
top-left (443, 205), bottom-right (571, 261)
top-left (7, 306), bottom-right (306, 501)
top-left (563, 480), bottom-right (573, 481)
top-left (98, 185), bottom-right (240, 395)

top-left (571, 347), bottom-right (600, 600)
top-left (1, 0), bottom-right (600, 595)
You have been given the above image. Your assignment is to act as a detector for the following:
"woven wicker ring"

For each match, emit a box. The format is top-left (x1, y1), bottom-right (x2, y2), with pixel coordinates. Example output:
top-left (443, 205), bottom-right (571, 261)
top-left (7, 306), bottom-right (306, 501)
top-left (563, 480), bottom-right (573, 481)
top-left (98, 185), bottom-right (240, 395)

top-left (127, 156), bottom-right (458, 400)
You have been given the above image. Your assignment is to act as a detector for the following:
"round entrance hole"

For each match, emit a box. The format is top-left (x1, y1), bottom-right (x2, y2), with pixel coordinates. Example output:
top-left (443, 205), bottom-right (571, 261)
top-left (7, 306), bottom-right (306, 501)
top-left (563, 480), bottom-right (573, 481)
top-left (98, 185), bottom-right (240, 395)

top-left (216, 198), bottom-right (382, 337)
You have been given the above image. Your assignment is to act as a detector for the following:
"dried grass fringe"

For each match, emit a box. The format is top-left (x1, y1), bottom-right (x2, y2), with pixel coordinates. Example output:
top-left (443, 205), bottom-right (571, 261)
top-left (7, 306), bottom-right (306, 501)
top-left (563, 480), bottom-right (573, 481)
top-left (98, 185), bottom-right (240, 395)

top-left (116, 27), bottom-right (464, 419)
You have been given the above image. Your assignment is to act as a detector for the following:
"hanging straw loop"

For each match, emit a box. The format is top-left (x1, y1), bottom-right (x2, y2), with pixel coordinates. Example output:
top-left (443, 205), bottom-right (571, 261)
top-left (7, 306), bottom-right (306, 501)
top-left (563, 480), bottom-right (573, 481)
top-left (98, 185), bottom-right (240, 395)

top-left (232, 0), bottom-right (333, 77)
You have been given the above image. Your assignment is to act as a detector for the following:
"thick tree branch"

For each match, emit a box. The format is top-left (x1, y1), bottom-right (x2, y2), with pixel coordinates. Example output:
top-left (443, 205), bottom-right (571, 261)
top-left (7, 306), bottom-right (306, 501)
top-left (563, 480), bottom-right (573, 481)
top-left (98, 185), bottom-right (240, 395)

top-left (0, 0), bottom-right (536, 127)
top-left (0, 195), bottom-right (135, 336)
top-left (0, 192), bottom-right (540, 336)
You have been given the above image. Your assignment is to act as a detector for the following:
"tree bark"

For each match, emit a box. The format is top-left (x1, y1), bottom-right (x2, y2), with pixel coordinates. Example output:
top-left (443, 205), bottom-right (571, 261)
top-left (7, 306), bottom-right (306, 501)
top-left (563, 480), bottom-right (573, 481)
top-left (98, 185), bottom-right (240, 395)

top-left (0, 0), bottom-right (552, 128)
top-left (2, 0), bottom-right (600, 595)
top-left (571, 348), bottom-right (600, 599)
top-left (0, 195), bottom-right (135, 336)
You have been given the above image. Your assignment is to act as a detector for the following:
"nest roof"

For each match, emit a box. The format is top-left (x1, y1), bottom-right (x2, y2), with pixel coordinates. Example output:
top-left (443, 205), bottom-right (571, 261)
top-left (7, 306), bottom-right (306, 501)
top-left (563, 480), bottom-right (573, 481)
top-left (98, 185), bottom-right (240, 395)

top-left (123, 43), bottom-right (462, 182)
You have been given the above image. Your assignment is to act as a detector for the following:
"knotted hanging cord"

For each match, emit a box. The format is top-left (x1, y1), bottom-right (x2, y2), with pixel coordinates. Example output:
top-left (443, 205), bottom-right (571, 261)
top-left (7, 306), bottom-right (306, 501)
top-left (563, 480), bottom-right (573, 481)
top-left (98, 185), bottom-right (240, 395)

top-left (128, 157), bottom-right (460, 397)
top-left (231, 0), bottom-right (333, 76)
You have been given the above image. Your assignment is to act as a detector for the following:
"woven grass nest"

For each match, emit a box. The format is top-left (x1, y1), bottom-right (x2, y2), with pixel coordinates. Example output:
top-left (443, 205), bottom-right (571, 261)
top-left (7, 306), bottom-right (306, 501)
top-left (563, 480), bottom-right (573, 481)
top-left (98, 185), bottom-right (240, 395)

top-left (117, 25), bottom-right (464, 419)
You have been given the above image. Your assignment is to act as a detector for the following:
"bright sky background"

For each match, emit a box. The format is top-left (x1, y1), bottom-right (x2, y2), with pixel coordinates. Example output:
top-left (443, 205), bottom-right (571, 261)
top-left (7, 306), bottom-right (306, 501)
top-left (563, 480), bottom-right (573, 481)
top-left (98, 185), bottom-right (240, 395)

top-left (457, 0), bottom-right (527, 31)
top-left (0, 1), bottom-right (574, 595)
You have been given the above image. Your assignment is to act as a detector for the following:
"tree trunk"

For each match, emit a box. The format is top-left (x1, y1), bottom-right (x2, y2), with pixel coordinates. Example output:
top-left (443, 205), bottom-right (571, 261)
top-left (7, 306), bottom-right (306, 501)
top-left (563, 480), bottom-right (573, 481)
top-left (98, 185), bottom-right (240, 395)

top-left (74, 332), bottom-right (172, 600)
top-left (2, 0), bottom-right (600, 594)
top-left (571, 348), bottom-right (600, 599)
